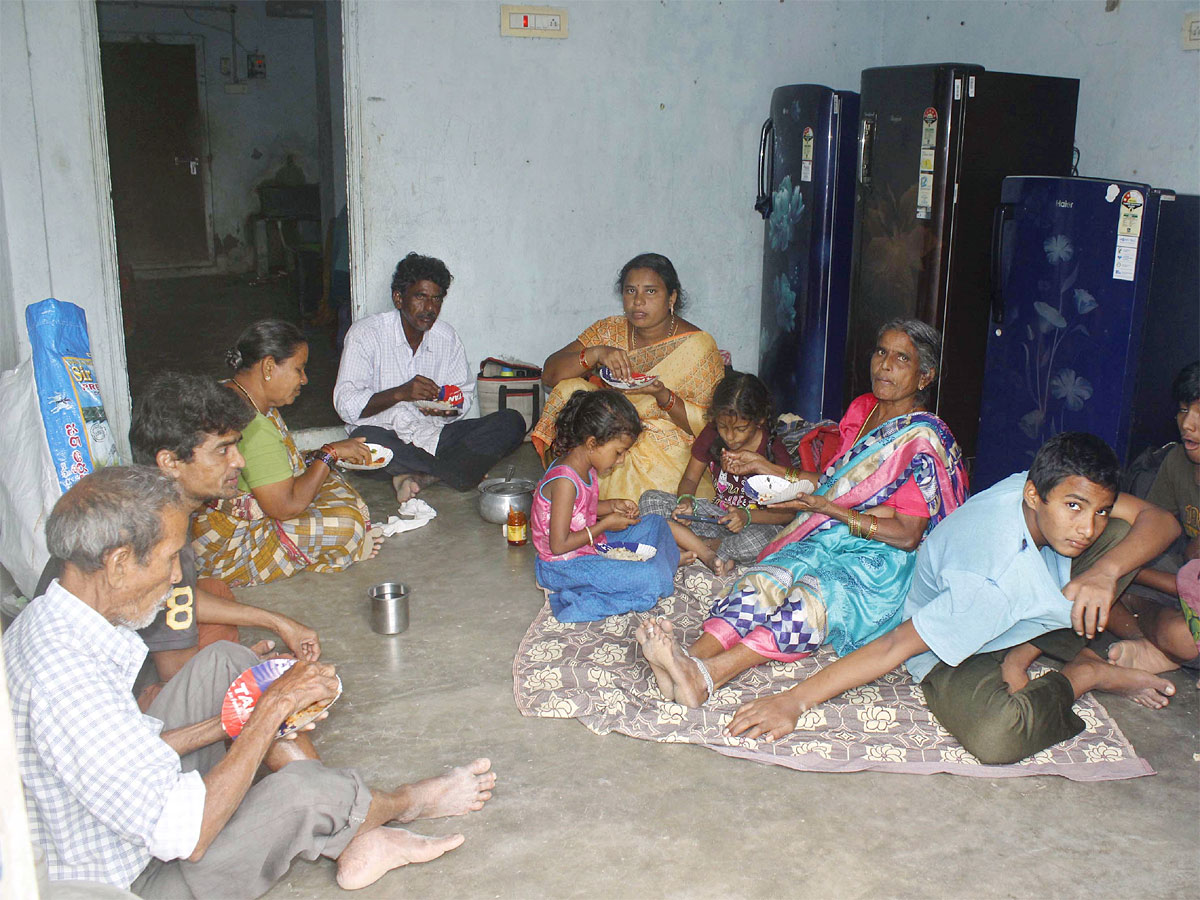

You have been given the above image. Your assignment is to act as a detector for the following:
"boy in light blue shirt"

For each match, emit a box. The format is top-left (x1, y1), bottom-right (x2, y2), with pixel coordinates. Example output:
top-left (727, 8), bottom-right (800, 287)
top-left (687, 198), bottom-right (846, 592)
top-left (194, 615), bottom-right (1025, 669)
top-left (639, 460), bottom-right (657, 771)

top-left (727, 433), bottom-right (1180, 764)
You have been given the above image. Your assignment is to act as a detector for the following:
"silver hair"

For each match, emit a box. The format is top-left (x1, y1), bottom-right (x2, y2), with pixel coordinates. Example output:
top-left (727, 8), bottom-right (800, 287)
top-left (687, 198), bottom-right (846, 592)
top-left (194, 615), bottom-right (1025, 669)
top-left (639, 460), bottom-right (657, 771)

top-left (876, 317), bottom-right (942, 402)
top-left (45, 466), bottom-right (184, 573)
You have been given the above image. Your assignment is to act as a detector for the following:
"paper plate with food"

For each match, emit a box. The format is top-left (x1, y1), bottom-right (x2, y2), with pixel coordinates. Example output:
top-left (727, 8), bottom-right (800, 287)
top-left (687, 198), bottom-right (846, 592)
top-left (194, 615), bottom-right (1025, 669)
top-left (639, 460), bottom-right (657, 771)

top-left (415, 384), bottom-right (465, 412)
top-left (596, 367), bottom-right (658, 390)
top-left (338, 442), bottom-right (393, 471)
top-left (415, 399), bottom-right (462, 412)
top-left (221, 657), bottom-right (343, 740)
top-left (744, 474), bottom-right (816, 505)
top-left (593, 540), bottom-right (658, 562)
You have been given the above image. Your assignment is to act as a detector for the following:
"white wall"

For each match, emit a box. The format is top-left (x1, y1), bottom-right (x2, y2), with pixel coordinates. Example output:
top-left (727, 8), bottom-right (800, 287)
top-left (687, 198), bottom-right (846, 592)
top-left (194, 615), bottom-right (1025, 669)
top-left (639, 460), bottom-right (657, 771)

top-left (3, 0), bottom-right (1196, 401)
top-left (0, 0), bottom-right (128, 439)
top-left (96, 0), bottom-right (323, 270)
top-left (346, 0), bottom-right (878, 376)
top-left (880, 0), bottom-right (1200, 193)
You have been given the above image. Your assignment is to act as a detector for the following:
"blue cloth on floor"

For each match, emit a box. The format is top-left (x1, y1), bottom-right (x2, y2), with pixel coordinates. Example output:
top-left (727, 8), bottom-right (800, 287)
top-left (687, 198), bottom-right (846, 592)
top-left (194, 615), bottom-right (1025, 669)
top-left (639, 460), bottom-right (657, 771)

top-left (534, 514), bottom-right (680, 622)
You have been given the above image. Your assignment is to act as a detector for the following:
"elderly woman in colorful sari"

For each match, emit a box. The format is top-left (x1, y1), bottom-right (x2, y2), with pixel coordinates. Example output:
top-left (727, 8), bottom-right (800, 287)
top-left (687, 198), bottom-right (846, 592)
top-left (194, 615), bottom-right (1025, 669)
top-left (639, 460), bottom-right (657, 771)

top-left (192, 319), bottom-right (376, 586)
top-left (532, 253), bottom-right (726, 501)
top-left (635, 318), bottom-right (968, 707)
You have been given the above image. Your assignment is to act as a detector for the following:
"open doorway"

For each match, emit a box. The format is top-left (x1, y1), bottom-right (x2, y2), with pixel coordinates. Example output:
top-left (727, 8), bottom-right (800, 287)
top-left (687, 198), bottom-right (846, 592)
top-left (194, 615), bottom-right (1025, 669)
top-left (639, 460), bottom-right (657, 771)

top-left (96, 0), bottom-right (347, 432)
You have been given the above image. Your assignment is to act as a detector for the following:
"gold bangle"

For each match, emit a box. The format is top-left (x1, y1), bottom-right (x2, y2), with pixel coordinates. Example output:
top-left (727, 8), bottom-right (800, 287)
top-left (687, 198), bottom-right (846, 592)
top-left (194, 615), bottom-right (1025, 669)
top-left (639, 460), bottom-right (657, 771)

top-left (866, 515), bottom-right (879, 541)
top-left (584, 524), bottom-right (595, 545)
top-left (848, 509), bottom-right (860, 537)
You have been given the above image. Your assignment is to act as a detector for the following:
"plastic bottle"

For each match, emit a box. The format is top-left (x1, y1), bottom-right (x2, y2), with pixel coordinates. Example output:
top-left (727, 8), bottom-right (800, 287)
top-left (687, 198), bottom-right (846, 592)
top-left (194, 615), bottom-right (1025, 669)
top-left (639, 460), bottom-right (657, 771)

top-left (506, 508), bottom-right (528, 546)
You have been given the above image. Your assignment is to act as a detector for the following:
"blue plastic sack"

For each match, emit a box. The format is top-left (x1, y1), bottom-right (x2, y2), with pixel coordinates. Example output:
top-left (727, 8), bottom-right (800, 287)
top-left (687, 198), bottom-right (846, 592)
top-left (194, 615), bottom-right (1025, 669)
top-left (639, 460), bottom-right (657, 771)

top-left (25, 298), bottom-right (120, 491)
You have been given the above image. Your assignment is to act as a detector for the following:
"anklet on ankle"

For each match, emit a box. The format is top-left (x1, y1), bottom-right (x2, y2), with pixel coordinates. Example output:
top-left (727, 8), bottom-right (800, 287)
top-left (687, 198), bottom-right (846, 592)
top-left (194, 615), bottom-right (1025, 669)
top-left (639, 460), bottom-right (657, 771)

top-left (681, 648), bottom-right (714, 704)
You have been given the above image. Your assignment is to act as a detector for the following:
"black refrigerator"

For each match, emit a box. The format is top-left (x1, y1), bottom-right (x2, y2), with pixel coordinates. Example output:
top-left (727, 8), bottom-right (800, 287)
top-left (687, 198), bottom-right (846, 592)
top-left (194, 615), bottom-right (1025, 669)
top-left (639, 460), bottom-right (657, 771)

top-left (756, 84), bottom-right (859, 423)
top-left (843, 63), bottom-right (1079, 460)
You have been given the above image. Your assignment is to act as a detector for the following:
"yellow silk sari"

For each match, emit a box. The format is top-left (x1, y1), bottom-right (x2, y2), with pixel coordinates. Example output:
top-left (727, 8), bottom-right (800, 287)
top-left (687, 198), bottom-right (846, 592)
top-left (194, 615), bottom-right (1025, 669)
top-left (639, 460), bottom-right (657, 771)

top-left (532, 316), bottom-right (725, 501)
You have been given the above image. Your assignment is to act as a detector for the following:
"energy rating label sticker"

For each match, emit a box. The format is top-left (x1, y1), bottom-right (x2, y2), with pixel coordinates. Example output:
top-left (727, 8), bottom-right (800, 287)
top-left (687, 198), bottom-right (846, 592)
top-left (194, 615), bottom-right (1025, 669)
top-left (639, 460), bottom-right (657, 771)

top-left (917, 107), bottom-right (937, 220)
top-left (801, 125), bottom-right (815, 181)
top-left (921, 107), bottom-right (938, 148)
top-left (1117, 190), bottom-right (1144, 237)
top-left (1113, 190), bottom-right (1144, 281)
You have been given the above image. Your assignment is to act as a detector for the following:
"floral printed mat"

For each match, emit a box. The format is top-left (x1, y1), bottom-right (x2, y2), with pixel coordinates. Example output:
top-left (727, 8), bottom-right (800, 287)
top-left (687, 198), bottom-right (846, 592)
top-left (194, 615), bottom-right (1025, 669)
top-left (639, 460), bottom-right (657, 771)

top-left (513, 567), bottom-right (1154, 781)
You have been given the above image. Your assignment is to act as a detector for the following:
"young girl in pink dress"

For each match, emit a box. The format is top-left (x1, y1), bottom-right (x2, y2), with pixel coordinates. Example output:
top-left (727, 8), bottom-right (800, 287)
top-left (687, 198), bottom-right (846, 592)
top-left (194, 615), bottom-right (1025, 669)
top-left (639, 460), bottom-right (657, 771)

top-left (533, 390), bottom-right (679, 622)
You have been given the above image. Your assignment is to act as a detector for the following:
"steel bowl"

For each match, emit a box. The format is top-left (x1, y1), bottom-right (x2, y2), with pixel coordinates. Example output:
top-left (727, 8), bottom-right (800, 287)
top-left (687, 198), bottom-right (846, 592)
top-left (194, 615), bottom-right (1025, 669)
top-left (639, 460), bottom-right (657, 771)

top-left (477, 477), bottom-right (536, 524)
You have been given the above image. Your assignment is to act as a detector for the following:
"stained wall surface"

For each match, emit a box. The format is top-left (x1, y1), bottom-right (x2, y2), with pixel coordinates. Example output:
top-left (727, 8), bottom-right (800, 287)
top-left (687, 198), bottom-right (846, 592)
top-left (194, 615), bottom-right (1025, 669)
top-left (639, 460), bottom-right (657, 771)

top-left (880, 1), bottom-right (1199, 193)
top-left (346, 1), bottom-right (877, 377)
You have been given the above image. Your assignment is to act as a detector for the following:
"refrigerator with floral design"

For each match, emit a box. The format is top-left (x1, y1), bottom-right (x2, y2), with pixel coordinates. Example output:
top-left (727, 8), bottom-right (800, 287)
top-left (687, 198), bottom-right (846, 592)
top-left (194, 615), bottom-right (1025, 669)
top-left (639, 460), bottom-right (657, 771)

top-left (843, 64), bottom-right (1079, 460)
top-left (973, 177), bottom-right (1192, 490)
top-left (756, 84), bottom-right (859, 423)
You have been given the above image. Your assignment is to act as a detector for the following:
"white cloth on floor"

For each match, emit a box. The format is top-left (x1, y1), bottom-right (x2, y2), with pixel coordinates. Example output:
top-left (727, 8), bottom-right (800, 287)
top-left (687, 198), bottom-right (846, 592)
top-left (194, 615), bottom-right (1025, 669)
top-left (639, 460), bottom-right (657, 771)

top-left (377, 498), bottom-right (437, 536)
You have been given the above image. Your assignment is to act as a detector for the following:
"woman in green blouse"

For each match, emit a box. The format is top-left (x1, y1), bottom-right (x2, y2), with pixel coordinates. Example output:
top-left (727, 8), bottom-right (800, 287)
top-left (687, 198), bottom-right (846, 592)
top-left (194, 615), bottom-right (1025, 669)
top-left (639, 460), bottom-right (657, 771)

top-left (192, 320), bottom-right (377, 585)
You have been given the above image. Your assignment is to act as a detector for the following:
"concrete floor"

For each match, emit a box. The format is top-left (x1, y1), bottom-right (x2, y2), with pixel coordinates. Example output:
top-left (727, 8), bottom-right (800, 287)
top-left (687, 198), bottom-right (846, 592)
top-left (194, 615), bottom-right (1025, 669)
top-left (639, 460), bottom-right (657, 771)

top-left (124, 274), bottom-right (342, 431)
top-left (234, 444), bottom-right (1199, 900)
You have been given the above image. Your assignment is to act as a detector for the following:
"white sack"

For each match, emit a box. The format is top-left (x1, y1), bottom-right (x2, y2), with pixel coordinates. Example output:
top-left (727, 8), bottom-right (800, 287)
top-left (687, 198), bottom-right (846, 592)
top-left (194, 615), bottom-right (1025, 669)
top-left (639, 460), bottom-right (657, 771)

top-left (0, 358), bottom-right (60, 598)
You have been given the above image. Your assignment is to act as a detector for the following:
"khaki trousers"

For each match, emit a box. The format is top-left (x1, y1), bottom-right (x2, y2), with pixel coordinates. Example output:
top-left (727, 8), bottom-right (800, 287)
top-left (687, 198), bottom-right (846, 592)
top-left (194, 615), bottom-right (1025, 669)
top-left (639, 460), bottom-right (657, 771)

top-left (132, 643), bottom-right (372, 899)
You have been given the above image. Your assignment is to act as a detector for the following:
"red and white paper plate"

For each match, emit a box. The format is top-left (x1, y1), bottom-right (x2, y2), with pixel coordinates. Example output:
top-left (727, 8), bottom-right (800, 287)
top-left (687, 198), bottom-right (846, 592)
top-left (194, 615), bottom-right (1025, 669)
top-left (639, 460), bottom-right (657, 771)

top-left (221, 658), bottom-right (342, 740)
top-left (596, 367), bottom-right (658, 390)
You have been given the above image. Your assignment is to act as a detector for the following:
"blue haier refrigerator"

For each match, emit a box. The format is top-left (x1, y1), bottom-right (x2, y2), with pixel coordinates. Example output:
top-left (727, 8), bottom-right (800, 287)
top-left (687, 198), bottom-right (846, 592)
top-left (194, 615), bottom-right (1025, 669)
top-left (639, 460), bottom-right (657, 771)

top-left (756, 84), bottom-right (859, 422)
top-left (973, 176), bottom-right (1184, 489)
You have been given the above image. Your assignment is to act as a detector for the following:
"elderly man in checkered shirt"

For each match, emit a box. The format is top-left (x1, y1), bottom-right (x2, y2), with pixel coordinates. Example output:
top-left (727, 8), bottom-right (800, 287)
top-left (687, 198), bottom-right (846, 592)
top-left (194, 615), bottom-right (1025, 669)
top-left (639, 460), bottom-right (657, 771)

top-left (5, 466), bottom-right (497, 897)
top-left (334, 251), bottom-right (526, 502)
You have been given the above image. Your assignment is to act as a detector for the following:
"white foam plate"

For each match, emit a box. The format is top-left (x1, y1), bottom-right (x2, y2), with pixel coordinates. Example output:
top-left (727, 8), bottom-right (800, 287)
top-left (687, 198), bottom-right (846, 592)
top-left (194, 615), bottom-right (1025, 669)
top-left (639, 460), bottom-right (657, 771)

top-left (595, 540), bottom-right (657, 561)
top-left (338, 443), bottom-right (393, 471)
top-left (596, 367), bottom-right (657, 390)
top-left (744, 474), bottom-right (816, 505)
top-left (415, 399), bottom-right (462, 412)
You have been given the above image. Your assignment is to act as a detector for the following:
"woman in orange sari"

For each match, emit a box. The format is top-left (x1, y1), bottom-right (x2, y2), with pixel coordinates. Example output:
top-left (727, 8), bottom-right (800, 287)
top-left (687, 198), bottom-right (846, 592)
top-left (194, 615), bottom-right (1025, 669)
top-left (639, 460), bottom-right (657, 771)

top-left (533, 253), bottom-right (726, 500)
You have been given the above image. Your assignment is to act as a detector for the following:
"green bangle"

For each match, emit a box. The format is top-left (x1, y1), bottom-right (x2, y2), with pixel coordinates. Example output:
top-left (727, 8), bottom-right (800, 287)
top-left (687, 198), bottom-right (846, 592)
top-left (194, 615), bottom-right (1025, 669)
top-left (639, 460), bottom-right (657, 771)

top-left (743, 507), bottom-right (753, 524)
top-left (678, 493), bottom-right (695, 503)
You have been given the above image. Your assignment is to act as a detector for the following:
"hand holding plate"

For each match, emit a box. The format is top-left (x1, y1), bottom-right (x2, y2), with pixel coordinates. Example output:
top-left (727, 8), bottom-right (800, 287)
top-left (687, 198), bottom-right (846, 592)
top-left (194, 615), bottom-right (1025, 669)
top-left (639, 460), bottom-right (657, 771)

top-left (329, 437), bottom-right (373, 466)
top-left (593, 346), bottom-right (633, 381)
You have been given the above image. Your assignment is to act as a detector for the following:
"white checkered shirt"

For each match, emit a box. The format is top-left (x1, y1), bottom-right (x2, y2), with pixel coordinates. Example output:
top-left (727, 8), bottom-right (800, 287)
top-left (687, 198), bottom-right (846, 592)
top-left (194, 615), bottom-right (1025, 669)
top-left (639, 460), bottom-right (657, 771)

top-left (334, 309), bottom-right (475, 454)
top-left (4, 581), bottom-right (205, 887)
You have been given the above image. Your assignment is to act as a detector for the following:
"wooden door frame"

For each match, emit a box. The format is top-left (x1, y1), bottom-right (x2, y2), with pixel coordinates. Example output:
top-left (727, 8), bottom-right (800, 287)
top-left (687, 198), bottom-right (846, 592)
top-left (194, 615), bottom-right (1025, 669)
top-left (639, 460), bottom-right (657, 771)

top-left (99, 30), bottom-right (217, 271)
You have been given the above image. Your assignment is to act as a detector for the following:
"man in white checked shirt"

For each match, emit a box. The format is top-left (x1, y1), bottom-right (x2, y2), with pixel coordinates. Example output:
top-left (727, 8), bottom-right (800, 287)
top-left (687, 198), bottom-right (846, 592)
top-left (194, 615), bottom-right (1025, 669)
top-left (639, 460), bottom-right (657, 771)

top-left (5, 467), bottom-right (497, 897)
top-left (334, 252), bottom-right (526, 501)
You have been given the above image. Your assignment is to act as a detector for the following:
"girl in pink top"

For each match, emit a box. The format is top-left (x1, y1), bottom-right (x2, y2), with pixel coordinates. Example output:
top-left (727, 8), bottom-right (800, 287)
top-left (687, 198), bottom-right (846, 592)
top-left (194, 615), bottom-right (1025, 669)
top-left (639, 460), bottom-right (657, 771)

top-left (533, 390), bottom-right (680, 621)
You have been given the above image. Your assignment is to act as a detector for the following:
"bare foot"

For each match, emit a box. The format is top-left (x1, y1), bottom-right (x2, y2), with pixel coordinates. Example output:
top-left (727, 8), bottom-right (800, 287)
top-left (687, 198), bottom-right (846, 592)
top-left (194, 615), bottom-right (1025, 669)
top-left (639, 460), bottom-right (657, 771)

top-left (367, 525), bottom-right (384, 560)
top-left (1108, 638), bottom-right (1181, 675)
top-left (695, 549), bottom-right (721, 575)
top-left (392, 474), bottom-right (420, 504)
top-left (336, 827), bottom-right (464, 890)
top-left (1083, 658), bottom-right (1177, 709)
top-left (712, 557), bottom-right (736, 577)
top-left (637, 617), bottom-right (709, 708)
top-left (403, 759), bottom-right (496, 820)
top-left (1000, 658), bottom-right (1030, 694)
top-left (634, 617), bottom-right (674, 700)
top-left (678, 551), bottom-right (697, 568)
